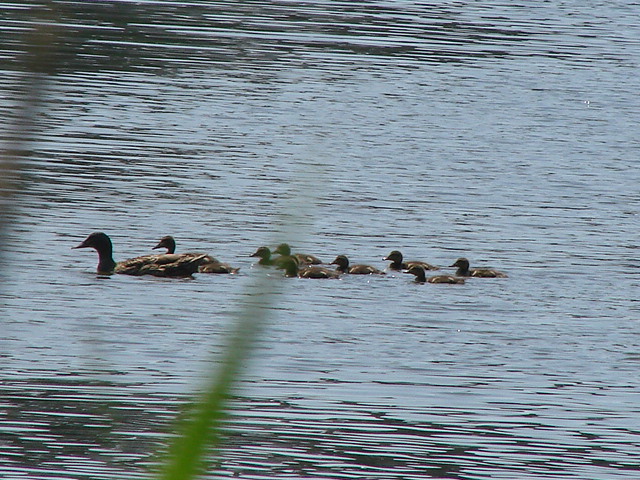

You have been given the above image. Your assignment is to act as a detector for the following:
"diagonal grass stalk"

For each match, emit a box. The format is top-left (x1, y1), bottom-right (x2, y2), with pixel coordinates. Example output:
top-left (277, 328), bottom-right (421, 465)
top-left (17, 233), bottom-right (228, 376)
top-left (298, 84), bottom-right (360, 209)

top-left (154, 185), bottom-right (321, 479)
top-left (154, 272), bottom-right (280, 480)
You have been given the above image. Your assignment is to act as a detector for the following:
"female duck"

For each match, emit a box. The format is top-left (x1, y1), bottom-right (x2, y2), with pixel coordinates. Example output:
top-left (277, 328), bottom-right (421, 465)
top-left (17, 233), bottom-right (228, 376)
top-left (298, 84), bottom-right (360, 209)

top-left (74, 232), bottom-right (206, 277)
top-left (153, 235), bottom-right (238, 274)
top-left (331, 255), bottom-right (385, 275)
top-left (384, 250), bottom-right (439, 271)
top-left (406, 265), bottom-right (465, 284)
top-left (277, 256), bottom-right (340, 279)
top-left (450, 257), bottom-right (507, 278)
top-left (153, 235), bottom-right (218, 262)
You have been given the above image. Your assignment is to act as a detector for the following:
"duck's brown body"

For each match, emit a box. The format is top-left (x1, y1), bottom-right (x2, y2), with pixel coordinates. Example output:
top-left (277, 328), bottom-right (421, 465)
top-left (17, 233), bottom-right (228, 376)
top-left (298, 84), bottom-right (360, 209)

top-left (277, 256), bottom-right (340, 279)
top-left (116, 253), bottom-right (208, 277)
top-left (406, 265), bottom-right (465, 284)
top-left (154, 235), bottom-right (238, 274)
top-left (299, 265), bottom-right (341, 279)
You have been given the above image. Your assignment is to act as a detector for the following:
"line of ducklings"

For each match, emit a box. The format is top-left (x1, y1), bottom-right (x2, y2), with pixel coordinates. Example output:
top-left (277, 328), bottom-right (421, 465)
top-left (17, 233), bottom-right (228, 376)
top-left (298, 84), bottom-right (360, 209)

top-left (74, 232), bottom-right (507, 283)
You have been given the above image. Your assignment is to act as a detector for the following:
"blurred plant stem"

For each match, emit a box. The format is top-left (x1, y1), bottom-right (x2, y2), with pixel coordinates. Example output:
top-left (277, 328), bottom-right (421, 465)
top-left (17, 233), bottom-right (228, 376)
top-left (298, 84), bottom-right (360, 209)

top-left (155, 195), bottom-right (318, 479)
top-left (155, 187), bottom-right (318, 479)
top-left (1, 5), bottom-right (61, 273)
top-left (155, 274), bottom-right (279, 480)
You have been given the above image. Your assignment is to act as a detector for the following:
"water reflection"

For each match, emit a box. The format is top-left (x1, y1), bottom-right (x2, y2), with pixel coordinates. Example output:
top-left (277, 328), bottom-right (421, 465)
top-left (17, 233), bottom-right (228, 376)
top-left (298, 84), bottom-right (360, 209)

top-left (0, 374), bottom-right (172, 479)
top-left (221, 393), bottom-right (640, 478)
top-left (2, 0), bottom-right (555, 77)
top-left (2, 372), bottom-right (639, 479)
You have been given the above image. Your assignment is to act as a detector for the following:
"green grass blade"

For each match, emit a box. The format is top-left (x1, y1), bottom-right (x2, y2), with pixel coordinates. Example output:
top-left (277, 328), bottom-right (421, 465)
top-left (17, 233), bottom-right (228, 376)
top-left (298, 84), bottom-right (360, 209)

top-left (155, 267), bottom-right (281, 479)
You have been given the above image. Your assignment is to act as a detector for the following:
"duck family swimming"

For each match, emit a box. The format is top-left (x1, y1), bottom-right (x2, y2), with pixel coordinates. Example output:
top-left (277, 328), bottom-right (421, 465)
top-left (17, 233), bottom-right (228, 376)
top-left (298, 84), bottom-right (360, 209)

top-left (74, 233), bottom-right (507, 282)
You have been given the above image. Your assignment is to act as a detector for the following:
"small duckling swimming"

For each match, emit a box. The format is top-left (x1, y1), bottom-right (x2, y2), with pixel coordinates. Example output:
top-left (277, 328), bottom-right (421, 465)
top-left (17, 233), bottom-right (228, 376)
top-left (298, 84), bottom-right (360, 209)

top-left (406, 265), bottom-right (465, 284)
top-left (450, 257), bottom-right (507, 278)
top-left (276, 256), bottom-right (340, 279)
top-left (154, 235), bottom-right (239, 274)
top-left (331, 255), bottom-right (385, 275)
top-left (250, 246), bottom-right (280, 266)
top-left (273, 243), bottom-right (323, 265)
top-left (384, 250), bottom-right (439, 271)
top-left (74, 232), bottom-right (206, 277)
top-left (198, 262), bottom-right (240, 274)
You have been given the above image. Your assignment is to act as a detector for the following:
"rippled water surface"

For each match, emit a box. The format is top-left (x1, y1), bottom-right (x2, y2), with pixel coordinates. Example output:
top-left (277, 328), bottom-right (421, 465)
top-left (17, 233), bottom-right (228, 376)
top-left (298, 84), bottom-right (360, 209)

top-left (1, 1), bottom-right (640, 479)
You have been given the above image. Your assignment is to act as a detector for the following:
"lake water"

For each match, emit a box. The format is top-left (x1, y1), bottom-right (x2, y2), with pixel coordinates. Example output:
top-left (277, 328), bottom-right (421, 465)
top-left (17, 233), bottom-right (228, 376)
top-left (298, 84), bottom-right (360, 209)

top-left (1, 1), bottom-right (639, 479)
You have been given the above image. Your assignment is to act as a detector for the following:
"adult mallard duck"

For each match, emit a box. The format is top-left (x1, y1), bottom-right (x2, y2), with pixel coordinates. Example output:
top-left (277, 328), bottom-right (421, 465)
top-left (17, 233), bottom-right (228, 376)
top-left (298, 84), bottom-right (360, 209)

top-left (276, 256), bottom-right (340, 279)
top-left (450, 257), bottom-right (507, 278)
top-left (331, 255), bottom-right (385, 275)
top-left (153, 235), bottom-right (238, 274)
top-left (273, 243), bottom-right (323, 265)
top-left (384, 250), bottom-right (439, 271)
top-left (73, 232), bottom-right (206, 277)
top-left (406, 265), bottom-right (465, 284)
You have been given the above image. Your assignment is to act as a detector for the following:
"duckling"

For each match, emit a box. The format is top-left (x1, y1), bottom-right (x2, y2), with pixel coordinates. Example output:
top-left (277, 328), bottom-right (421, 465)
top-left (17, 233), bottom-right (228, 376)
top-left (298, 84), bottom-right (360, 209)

top-left (73, 232), bottom-right (206, 277)
top-left (384, 250), bottom-right (439, 271)
top-left (331, 255), bottom-right (385, 275)
top-left (198, 261), bottom-right (240, 274)
top-left (250, 246), bottom-right (280, 266)
top-left (276, 256), bottom-right (340, 279)
top-left (406, 265), bottom-right (465, 284)
top-left (273, 243), bottom-right (323, 265)
top-left (153, 235), bottom-right (238, 274)
top-left (450, 257), bottom-right (507, 278)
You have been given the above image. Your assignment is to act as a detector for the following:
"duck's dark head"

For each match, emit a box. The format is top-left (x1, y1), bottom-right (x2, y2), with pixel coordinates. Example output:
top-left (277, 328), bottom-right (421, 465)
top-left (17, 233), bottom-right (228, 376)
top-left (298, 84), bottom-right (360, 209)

top-left (73, 232), bottom-right (112, 253)
top-left (273, 243), bottom-right (292, 256)
top-left (153, 235), bottom-right (176, 254)
top-left (384, 250), bottom-right (403, 263)
top-left (451, 257), bottom-right (470, 276)
top-left (450, 258), bottom-right (470, 269)
top-left (73, 232), bottom-right (116, 274)
top-left (406, 264), bottom-right (426, 282)
top-left (330, 255), bottom-right (349, 270)
top-left (250, 246), bottom-right (271, 259)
